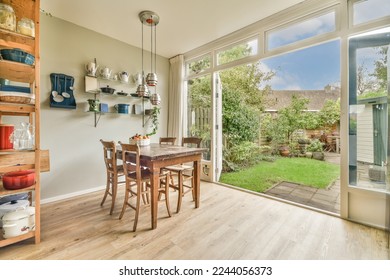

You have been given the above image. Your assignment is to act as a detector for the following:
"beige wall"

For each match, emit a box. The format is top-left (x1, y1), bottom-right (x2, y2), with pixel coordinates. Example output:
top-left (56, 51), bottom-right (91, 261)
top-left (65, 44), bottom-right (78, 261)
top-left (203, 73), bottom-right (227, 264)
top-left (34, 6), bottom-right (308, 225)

top-left (37, 15), bottom-right (169, 202)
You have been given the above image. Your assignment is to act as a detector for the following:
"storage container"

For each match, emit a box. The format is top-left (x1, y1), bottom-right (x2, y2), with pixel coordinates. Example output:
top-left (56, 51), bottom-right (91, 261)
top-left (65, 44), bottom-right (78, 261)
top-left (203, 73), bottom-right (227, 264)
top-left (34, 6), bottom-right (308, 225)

top-left (17, 17), bottom-right (35, 37)
top-left (0, 3), bottom-right (16, 32)
top-left (0, 124), bottom-right (14, 149)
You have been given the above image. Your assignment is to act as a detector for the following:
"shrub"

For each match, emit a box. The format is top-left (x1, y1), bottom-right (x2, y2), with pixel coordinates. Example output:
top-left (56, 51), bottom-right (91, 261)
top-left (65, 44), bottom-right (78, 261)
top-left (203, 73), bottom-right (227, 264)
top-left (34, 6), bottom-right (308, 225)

top-left (223, 141), bottom-right (263, 172)
top-left (306, 139), bottom-right (323, 152)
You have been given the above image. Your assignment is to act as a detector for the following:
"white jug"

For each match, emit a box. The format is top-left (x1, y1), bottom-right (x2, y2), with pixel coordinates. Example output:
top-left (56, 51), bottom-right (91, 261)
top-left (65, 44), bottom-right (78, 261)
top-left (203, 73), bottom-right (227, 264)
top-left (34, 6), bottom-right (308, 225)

top-left (100, 67), bottom-right (112, 79)
top-left (85, 62), bottom-right (99, 77)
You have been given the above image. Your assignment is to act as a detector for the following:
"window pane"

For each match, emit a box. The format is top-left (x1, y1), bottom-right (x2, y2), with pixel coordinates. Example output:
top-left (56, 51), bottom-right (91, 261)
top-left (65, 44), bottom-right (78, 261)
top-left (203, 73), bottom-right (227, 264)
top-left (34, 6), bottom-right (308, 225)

top-left (353, 0), bottom-right (390, 25)
top-left (267, 11), bottom-right (335, 50)
top-left (186, 56), bottom-right (211, 76)
top-left (217, 39), bottom-right (258, 65)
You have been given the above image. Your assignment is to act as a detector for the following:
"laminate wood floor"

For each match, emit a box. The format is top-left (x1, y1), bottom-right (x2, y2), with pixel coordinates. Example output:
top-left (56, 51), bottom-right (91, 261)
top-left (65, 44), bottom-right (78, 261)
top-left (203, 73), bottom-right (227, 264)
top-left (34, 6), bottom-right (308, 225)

top-left (0, 182), bottom-right (389, 260)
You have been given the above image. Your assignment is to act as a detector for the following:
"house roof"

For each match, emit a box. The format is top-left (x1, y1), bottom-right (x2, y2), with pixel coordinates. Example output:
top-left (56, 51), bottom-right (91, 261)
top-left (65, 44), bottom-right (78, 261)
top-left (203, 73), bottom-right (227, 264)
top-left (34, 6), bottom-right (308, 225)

top-left (265, 89), bottom-right (340, 111)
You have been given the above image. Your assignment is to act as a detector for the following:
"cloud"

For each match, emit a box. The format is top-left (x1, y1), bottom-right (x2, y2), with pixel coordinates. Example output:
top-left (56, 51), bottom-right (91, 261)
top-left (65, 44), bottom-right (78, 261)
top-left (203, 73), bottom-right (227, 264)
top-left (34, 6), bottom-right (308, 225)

top-left (268, 12), bottom-right (335, 48)
top-left (260, 62), bottom-right (302, 90)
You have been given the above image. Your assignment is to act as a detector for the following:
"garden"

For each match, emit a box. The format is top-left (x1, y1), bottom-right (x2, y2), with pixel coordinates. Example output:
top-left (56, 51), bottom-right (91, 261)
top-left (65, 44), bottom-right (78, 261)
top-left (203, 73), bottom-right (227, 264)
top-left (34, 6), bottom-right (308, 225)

top-left (187, 43), bottom-right (341, 193)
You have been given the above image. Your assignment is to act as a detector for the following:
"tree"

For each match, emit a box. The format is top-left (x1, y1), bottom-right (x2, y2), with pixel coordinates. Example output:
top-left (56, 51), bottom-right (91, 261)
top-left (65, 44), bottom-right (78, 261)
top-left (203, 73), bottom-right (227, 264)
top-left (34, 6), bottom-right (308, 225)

top-left (370, 46), bottom-right (388, 92)
top-left (357, 62), bottom-right (375, 95)
top-left (318, 98), bottom-right (340, 128)
top-left (271, 95), bottom-right (309, 144)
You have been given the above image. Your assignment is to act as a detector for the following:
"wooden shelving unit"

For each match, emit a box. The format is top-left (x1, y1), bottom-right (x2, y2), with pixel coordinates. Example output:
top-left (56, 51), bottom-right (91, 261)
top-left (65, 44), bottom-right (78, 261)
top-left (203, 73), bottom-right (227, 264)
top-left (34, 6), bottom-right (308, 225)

top-left (0, 0), bottom-right (43, 247)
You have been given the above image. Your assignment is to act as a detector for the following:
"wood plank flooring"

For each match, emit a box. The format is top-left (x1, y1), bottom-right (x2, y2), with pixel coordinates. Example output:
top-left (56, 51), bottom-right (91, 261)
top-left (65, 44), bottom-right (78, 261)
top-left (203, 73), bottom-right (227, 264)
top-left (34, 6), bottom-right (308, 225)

top-left (0, 182), bottom-right (389, 259)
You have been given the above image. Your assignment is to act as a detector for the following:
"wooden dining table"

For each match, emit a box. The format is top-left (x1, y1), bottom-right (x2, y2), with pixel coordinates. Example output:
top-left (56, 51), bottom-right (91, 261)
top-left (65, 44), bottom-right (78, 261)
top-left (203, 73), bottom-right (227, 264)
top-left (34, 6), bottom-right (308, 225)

top-left (118, 143), bottom-right (207, 229)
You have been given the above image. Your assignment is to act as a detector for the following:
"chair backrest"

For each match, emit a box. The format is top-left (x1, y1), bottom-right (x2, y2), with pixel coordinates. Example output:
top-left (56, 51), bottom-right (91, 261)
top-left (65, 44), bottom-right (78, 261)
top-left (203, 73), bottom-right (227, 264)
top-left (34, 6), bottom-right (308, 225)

top-left (159, 137), bottom-right (176, 145)
top-left (100, 139), bottom-right (118, 172)
top-left (119, 142), bottom-right (141, 182)
top-left (182, 137), bottom-right (202, 148)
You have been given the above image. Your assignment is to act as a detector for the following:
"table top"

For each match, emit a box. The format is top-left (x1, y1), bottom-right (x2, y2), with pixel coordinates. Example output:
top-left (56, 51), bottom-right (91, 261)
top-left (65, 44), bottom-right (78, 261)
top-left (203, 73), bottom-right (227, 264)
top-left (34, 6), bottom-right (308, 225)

top-left (118, 143), bottom-right (207, 161)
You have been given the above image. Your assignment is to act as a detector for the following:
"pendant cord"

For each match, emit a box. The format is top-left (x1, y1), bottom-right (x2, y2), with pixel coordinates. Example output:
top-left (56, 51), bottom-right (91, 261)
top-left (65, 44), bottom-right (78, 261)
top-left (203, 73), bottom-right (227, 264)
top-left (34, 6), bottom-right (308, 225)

top-left (154, 24), bottom-right (157, 74)
top-left (150, 16), bottom-right (153, 75)
top-left (141, 21), bottom-right (144, 79)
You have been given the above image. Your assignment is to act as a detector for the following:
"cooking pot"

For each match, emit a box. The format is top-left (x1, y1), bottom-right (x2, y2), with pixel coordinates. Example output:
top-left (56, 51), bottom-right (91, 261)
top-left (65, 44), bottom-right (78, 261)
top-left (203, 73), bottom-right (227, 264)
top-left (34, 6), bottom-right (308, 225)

top-left (1, 206), bottom-right (35, 239)
top-left (100, 85), bottom-right (115, 94)
top-left (0, 199), bottom-right (29, 227)
top-left (114, 103), bottom-right (129, 114)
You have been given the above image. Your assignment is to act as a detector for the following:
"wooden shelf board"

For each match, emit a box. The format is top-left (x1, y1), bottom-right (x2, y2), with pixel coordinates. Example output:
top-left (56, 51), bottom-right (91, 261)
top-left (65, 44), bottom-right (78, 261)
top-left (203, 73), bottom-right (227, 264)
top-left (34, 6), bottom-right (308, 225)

top-left (0, 231), bottom-right (35, 248)
top-left (0, 103), bottom-right (35, 114)
top-left (0, 60), bottom-right (35, 83)
top-left (0, 29), bottom-right (35, 53)
top-left (0, 184), bottom-right (36, 196)
top-left (0, 149), bottom-right (50, 173)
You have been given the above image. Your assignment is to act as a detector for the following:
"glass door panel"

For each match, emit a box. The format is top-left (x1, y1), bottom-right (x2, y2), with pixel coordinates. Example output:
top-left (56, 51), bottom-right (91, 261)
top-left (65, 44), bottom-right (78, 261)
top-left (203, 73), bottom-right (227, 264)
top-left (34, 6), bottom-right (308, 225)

top-left (348, 29), bottom-right (390, 229)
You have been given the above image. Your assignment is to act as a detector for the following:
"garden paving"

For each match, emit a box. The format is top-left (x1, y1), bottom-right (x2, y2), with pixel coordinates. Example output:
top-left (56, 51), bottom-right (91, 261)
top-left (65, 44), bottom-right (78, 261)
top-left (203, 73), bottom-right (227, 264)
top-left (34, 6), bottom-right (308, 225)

top-left (264, 152), bottom-right (341, 214)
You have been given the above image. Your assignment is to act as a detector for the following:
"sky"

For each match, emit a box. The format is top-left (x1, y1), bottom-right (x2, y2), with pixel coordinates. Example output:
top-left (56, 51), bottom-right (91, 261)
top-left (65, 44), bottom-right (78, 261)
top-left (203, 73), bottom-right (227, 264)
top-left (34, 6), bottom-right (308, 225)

top-left (261, 40), bottom-right (341, 90)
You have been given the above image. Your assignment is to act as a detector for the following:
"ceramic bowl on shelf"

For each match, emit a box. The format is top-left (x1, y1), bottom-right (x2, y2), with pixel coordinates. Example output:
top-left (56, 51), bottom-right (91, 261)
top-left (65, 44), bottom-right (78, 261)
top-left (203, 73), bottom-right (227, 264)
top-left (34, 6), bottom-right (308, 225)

top-left (2, 170), bottom-right (36, 190)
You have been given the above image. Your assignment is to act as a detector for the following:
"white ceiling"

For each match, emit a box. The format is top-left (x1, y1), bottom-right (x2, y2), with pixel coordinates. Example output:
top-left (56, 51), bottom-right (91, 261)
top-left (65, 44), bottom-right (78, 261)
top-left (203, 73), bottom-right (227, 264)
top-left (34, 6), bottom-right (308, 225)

top-left (40, 0), bottom-right (304, 58)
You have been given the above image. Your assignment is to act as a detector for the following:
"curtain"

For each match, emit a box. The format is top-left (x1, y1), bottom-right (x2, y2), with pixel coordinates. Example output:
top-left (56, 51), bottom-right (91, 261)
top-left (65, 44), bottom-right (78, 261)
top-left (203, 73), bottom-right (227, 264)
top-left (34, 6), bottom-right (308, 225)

top-left (167, 54), bottom-right (185, 140)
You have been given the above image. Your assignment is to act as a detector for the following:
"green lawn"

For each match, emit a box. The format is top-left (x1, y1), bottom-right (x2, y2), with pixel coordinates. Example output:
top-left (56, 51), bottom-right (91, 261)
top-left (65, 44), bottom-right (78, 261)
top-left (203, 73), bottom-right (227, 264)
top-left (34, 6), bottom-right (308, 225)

top-left (219, 157), bottom-right (339, 193)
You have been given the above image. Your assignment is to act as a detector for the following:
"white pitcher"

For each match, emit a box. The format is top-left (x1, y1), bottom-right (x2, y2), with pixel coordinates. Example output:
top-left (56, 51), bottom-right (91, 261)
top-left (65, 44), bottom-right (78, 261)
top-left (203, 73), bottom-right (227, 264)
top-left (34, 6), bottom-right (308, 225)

top-left (85, 62), bottom-right (99, 77)
top-left (100, 67), bottom-right (112, 79)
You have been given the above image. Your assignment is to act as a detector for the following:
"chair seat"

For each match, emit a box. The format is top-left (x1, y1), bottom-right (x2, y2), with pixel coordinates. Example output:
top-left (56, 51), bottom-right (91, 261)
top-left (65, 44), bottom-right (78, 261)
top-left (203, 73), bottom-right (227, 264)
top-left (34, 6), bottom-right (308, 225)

top-left (164, 164), bottom-right (193, 172)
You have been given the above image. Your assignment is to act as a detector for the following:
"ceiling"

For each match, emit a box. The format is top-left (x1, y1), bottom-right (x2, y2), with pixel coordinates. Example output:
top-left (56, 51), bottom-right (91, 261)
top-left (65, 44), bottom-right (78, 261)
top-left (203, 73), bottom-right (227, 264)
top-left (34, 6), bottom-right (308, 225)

top-left (40, 0), bottom-right (304, 58)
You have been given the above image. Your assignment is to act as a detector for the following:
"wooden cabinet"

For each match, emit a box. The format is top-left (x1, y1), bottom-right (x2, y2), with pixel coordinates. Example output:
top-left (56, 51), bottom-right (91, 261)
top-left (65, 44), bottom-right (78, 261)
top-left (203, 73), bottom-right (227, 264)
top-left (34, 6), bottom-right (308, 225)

top-left (0, 0), bottom-right (44, 247)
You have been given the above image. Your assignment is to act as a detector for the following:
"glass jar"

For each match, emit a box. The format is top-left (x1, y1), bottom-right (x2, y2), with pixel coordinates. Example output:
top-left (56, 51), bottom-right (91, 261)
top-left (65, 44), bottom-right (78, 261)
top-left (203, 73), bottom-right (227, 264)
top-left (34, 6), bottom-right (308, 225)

top-left (0, 3), bottom-right (16, 32)
top-left (17, 17), bottom-right (35, 37)
top-left (18, 122), bottom-right (33, 150)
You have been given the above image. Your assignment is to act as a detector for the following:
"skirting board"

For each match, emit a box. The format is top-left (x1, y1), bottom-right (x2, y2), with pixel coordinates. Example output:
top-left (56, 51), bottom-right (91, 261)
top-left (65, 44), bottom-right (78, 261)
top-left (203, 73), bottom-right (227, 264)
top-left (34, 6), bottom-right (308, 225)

top-left (40, 185), bottom-right (106, 205)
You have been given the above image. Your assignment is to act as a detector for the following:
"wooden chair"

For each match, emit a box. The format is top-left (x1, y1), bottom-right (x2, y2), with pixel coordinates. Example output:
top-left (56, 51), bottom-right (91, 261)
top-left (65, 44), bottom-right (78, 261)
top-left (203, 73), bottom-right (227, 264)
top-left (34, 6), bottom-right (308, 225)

top-left (159, 137), bottom-right (177, 145)
top-left (100, 139), bottom-right (125, 215)
top-left (166, 137), bottom-right (202, 213)
top-left (118, 142), bottom-right (171, 231)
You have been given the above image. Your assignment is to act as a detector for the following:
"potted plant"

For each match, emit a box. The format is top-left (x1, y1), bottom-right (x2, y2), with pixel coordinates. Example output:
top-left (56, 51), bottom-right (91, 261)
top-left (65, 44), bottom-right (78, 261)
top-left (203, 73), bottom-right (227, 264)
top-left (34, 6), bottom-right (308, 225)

top-left (278, 145), bottom-right (290, 157)
top-left (146, 106), bottom-right (160, 136)
top-left (306, 139), bottom-right (324, 160)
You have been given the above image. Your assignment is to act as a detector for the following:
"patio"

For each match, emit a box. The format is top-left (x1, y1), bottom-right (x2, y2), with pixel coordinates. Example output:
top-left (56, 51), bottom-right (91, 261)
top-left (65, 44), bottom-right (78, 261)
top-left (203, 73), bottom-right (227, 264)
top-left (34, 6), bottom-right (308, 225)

top-left (264, 152), bottom-right (341, 214)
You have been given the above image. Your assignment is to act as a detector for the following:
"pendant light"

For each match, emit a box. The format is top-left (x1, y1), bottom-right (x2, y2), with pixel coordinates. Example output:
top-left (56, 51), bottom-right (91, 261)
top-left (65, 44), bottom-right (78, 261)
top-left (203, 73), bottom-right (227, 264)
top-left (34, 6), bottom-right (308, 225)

top-left (137, 11), bottom-right (160, 97)
top-left (137, 11), bottom-right (161, 105)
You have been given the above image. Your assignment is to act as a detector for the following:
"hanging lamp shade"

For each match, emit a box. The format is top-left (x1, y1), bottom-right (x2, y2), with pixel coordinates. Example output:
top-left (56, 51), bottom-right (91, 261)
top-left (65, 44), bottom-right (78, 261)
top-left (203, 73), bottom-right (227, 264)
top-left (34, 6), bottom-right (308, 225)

top-left (150, 93), bottom-right (161, 105)
top-left (136, 82), bottom-right (149, 97)
top-left (146, 72), bottom-right (158, 86)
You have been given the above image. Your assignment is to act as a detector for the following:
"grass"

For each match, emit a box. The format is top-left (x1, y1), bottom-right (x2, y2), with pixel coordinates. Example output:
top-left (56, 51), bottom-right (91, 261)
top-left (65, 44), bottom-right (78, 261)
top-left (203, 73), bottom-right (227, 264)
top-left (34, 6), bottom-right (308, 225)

top-left (219, 157), bottom-right (340, 193)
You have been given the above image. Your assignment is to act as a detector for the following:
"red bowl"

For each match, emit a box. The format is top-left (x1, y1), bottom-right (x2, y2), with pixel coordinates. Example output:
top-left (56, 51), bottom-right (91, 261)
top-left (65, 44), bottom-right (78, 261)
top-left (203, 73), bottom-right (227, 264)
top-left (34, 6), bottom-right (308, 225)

top-left (2, 170), bottom-right (35, 190)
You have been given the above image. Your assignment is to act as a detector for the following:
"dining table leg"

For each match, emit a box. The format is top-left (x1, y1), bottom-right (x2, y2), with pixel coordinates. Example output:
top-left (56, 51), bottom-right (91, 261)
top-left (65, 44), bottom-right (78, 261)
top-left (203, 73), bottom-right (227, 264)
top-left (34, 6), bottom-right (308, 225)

top-left (150, 164), bottom-right (160, 229)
